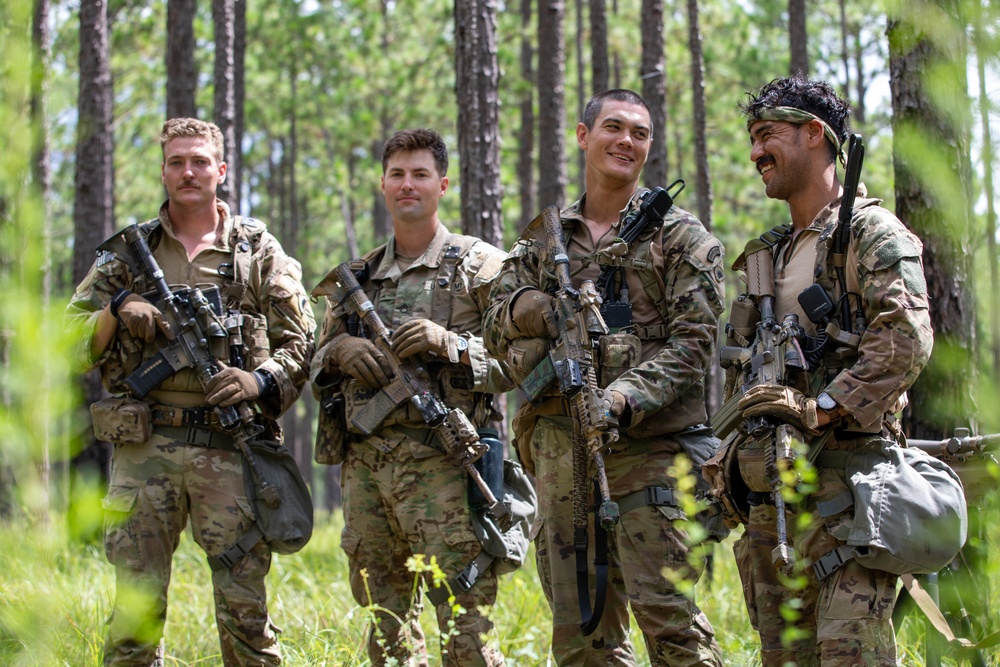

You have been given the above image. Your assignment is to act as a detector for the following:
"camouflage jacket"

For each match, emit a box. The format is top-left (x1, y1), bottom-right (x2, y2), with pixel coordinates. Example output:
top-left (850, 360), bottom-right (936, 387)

top-left (310, 224), bottom-right (512, 441)
top-left (66, 200), bottom-right (315, 418)
top-left (483, 190), bottom-right (726, 438)
top-left (727, 191), bottom-right (934, 432)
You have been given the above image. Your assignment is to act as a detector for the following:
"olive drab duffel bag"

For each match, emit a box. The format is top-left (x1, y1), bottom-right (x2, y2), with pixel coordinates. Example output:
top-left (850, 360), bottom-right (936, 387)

top-left (812, 440), bottom-right (967, 580)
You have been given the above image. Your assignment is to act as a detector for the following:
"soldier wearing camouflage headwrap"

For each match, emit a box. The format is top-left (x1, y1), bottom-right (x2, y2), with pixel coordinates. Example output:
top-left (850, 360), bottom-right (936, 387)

top-left (310, 128), bottom-right (515, 667)
top-left (482, 89), bottom-right (726, 666)
top-left (66, 118), bottom-right (315, 666)
top-left (720, 76), bottom-right (934, 665)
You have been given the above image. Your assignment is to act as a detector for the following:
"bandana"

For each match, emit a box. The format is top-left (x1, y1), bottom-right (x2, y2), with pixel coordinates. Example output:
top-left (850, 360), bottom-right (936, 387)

top-left (747, 106), bottom-right (847, 165)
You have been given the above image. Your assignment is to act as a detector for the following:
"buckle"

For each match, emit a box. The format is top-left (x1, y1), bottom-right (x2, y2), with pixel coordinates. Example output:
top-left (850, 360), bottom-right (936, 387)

top-left (813, 545), bottom-right (854, 580)
top-left (645, 486), bottom-right (676, 507)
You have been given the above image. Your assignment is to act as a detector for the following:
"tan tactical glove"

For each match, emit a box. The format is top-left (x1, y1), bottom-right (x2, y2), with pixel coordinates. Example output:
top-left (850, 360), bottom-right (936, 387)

top-left (609, 390), bottom-right (627, 417)
top-left (510, 290), bottom-right (558, 339)
top-left (392, 319), bottom-right (463, 362)
top-left (111, 290), bottom-right (170, 343)
top-left (738, 384), bottom-right (820, 435)
top-left (324, 334), bottom-right (393, 388)
top-left (205, 366), bottom-right (263, 407)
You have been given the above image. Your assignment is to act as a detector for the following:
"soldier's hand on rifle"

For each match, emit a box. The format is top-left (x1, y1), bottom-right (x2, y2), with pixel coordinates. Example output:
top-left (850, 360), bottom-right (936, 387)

top-left (324, 333), bottom-right (393, 388)
top-left (391, 319), bottom-right (464, 363)
top-left (609, 390), bottom-right (627, 417)
top-left (510, 290), bottom-right (559, 339)
top-left (111, 290), bottom-right (171, 343)
top-left (738, 384), bottom-right (821, 435)
top-left (205, 366), bottom-right (264, 407)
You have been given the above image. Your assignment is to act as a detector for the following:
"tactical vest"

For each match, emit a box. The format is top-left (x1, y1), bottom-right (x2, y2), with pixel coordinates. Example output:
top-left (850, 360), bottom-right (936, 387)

top-left (349, 233), bottom-right (498, 428)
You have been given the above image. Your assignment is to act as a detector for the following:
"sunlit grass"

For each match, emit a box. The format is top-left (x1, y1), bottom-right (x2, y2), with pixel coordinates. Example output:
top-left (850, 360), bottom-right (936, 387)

top-left (3, 505), bottom-right (996, 666)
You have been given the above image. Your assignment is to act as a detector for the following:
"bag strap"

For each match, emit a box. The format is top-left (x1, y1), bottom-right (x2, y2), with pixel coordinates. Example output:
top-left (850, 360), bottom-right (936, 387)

top-left (429, 234), bottom-right (475, 329)
top-left (208, 523), bottom-right (264, 571)
top-left (425, 549), bottom-right (495, 606)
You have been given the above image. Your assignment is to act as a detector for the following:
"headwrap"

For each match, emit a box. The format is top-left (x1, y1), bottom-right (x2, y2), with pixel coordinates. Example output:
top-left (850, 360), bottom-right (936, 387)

top-left (747, 106), bottom-right (847, 166)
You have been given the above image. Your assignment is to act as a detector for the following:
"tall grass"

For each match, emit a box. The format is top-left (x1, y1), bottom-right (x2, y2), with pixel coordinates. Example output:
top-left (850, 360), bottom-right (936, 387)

top-left (1, 506), bottom-right (998, 666)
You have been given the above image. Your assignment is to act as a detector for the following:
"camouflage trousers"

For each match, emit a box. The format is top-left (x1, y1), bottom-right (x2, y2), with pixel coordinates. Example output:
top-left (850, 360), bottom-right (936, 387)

top-left (340, 433), bottom-right (504, 667)
top-left (530, 417), bottom-right (723, 667)
top-left (734, 464), bottom-right (898, 666)
top-left (102, 429), bottom-right (281, 667)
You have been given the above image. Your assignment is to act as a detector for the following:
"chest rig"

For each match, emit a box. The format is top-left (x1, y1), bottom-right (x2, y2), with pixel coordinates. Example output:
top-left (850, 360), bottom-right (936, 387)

top-left (108, 216), bottom-right (268, 372)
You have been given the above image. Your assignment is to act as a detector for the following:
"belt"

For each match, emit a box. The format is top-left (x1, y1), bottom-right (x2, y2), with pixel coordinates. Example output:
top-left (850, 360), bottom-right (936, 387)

top-left (155, 425), bottom-right (237, 451)
top-left (150, 403), bottom-right (221, 429)
top-left (392, 425), bottom-right (443, 450)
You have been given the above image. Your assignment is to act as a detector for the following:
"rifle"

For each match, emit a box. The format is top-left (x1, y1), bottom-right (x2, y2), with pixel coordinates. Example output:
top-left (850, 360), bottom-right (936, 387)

top-left (114, 224), bottom-right (279, 509)
top-left (326, 262), bottom-right (513, 532)
top-left (907, 428), bottom-right (1000, 504)
top-left (831, 134), bottom-right (867, 340)
top-left (520, 205), bottom-right (620, 635)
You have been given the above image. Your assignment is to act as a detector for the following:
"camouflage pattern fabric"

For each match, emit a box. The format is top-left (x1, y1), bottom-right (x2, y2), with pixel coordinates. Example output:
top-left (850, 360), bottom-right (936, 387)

top-left (482, 192), bottom-right (726, 666)
top-left (726, 190), bottom-right (933, 665)
top-left (67, 201), bottom-right (315, 666)
top-left (102, 432), bottom-right (281, 667)
top-left (310, 225), bottom-right (512, 666)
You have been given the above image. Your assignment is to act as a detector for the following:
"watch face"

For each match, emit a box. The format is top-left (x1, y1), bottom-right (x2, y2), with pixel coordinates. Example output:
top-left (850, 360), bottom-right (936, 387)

top-left (457, 337), bottom-right (468, 352)
top-left (818, 393), bottom-right (836, 410)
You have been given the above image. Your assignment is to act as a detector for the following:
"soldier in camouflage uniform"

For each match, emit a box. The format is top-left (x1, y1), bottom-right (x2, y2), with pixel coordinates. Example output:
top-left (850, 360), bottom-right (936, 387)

top-left (310, 128), bottom-right (513, 666)
top-left (66, 118), bottom-right (315, 667)
top-left (719, 76), bottom-right (934, 665)
top-left (482, 89), bottom-right (726, 666)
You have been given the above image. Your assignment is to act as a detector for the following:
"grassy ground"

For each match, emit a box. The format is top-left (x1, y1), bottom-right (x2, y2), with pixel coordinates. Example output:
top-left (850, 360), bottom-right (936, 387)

top-left (0, 510), bottom-right (997, 666)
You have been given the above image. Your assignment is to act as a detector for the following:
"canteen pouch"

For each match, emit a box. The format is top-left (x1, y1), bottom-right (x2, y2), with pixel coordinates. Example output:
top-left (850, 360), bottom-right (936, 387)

top-left (598, 332), bottom-right (641, 387)
top-left (91, 396), bottom-right (152, 445)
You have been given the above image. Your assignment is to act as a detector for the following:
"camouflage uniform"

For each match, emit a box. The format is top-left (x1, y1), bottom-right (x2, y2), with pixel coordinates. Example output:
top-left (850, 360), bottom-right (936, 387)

top-left (310, 225), bottom-right (512, 667)
top-left (67, 201), bottom-right (315, 667)
top-left (482, 191), bottom-right (726, 666)
top-left (725, 190), bottom-right (934, 666)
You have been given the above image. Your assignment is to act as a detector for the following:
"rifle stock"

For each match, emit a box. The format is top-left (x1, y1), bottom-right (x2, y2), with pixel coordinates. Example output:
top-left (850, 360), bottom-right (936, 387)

top-left (329, 263), bottom-right (513, 532)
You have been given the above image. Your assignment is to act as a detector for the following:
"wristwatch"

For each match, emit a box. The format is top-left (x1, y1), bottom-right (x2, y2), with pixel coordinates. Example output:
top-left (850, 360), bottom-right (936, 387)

top-left (817, 391), bottom-right (837, 411)
top-left (456, 336), bottom-right (468, 356)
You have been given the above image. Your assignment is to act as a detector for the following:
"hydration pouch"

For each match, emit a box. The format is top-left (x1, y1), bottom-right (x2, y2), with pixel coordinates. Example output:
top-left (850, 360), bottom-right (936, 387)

top-left (90, 396), bottom-right (152, 445)
top-left (315, 390), bottom-right (347, 465)
top-left (469, 428), bottom-right (506, 511)
top-left (598, 332), bottom-right (641, 387)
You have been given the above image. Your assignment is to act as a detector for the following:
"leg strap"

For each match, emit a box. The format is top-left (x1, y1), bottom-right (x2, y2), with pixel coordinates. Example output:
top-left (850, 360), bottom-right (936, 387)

top-left (426, 550), bottom-right (495, 606)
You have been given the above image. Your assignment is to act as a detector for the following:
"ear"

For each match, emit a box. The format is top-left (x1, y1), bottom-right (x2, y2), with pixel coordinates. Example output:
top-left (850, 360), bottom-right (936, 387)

top-left (439, 175), bottom-right (448, 196)
top-left (804, 120), bottom-right (826, 149)
top-left (576, 121), bottom-right (588, 150)
top-left (217, 161), bottom-right (227, 184)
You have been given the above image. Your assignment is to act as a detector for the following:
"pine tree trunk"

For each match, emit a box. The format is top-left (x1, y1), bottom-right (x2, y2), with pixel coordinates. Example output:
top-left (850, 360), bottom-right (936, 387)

top-left (517, 0), bottom-right (536, 232)
top-left (166, 0), bottom-right (197, 120)
top-left (537, 0), bottom-right (566, 209)
top-left (641, 0), bottom-right (667, 187)
top-left (455, 0), bottom-right (503, 244)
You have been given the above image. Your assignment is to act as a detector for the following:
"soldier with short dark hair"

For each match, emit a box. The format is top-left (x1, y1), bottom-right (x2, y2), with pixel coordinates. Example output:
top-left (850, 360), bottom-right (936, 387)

top-left (482, 89), bottom-right (726, 666)
top-left (67, 117), bottom-right (315, 666)
top-left (310, 128), bottom-right (521, 666)
top-left (717, 76), bottom-right (934, 665)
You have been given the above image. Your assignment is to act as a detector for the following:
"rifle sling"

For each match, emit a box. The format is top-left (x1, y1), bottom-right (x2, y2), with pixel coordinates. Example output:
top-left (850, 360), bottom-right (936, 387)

top-left (577, 479), bottom-right (611, 636)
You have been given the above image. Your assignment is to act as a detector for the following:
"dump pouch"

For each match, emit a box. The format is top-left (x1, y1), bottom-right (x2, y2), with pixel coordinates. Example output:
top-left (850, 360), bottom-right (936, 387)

top-left (91, 396), bottom-right (152, 445)
top-left (242, 437), bottom-right (314, 554)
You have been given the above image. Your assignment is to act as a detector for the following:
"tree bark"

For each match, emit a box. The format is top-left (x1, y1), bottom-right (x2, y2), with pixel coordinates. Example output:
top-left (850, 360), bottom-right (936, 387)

top-left (72, 0), bottom-right (115, 533)
top-left (575, 0), bottom-right (586, 191)
top-left (455, 0), bottom-right (503, 245)
top-left (974, 14), bottom-right (999, 379)
top-left (789, 0), bottom-right (809, 76)
top-left (517, 0), bottom-right (536, 232)
top-left (166, 0), bottom-right (197, 120)
top-left (589, 0), bottom-right (608, 95)
top-left (213, 0), bottom-right (239, 212)
top-left (641, 0), bottom-right (667, 187)
top-left (686, 0), bottom-right (719, 415)
top-left (888, 1), bottom-right (976, 439)
top-left (537, 0), bottom-right (567, 209)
